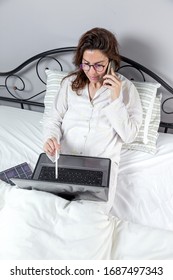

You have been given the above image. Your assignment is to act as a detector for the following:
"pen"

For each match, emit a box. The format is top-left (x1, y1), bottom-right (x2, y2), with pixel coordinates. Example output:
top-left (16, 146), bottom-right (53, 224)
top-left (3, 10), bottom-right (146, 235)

top-left (55, 149), bottom-right (59, 179)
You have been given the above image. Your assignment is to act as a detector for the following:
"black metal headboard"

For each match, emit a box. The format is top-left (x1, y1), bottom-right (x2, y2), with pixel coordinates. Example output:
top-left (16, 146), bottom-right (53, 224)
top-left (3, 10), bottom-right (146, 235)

top-left (0, 47), bottom-right (173, 132)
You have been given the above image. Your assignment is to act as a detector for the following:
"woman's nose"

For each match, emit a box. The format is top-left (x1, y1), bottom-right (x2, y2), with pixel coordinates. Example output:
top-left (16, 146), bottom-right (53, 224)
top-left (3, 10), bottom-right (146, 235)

top-left (88, 65), bottom-right (97, 73)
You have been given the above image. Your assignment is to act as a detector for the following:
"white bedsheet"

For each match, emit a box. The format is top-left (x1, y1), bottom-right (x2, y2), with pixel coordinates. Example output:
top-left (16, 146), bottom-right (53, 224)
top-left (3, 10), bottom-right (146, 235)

top-left (0, 106), bottom-right (43, 171)
top-left (0, 105), bottom-right (173, 259)
top-left (112, 133), bottom-right (173, 231)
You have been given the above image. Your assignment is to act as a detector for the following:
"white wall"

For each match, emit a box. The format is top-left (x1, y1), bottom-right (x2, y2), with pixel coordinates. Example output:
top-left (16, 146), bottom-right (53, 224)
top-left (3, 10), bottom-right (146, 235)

top-left (0, 0), bottom-right (173, 121)
top-left (0, 0), bottom-right (172, 78)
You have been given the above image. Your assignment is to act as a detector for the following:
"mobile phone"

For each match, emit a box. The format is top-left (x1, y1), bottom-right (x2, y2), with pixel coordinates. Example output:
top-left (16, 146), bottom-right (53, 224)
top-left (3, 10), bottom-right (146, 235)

top-left (107, 61), bottom-right (115, 74)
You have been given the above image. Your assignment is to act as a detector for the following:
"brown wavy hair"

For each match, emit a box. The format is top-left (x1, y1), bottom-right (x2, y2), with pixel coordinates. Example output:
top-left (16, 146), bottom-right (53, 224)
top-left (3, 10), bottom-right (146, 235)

top-left (67, 27), bottom-right (121, 94)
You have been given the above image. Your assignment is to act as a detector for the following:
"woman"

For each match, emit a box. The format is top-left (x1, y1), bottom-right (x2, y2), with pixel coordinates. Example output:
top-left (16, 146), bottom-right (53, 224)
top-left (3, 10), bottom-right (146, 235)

top-left (43, 27), bottom-right (142, 210)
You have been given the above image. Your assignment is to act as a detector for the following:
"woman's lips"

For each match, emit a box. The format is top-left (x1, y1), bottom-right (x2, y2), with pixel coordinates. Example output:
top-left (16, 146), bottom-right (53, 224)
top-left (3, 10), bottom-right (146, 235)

top-left (90, 76), bottom-right (99, 81)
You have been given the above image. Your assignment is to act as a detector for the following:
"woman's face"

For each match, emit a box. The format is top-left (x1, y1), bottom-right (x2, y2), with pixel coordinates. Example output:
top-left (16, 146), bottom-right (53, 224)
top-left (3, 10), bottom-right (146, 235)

top-left (81, 50), bottom-right (109, 84)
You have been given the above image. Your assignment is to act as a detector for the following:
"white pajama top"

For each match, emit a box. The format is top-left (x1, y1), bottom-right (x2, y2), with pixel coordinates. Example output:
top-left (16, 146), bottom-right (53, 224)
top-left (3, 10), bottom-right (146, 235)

top-left (43, 73), bottom-right (142, 165)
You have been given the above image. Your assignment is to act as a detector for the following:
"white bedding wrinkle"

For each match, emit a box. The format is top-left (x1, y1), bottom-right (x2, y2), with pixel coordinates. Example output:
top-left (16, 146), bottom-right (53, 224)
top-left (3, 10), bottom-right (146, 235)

top-left (112, 218), bottom-right (173, 260)
top-left (0, 180), bottom-right (13, 210)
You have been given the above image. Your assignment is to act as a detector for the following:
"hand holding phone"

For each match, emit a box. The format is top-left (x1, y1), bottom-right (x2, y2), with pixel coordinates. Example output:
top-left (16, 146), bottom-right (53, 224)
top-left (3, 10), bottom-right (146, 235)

top-left (104, 60), bottom-right (122, 100)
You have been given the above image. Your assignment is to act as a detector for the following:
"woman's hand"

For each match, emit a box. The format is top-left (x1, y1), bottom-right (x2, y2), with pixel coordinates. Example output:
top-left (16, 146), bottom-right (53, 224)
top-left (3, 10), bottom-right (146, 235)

top-left (43, 137), bottom-right (60, 156)
top-left (103, 68), bottom-right (122, 100)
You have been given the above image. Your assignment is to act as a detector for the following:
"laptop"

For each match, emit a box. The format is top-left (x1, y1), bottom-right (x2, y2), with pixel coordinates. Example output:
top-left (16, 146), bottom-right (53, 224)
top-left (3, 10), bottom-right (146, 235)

top-left (11, 153), bottom-right (111, 202)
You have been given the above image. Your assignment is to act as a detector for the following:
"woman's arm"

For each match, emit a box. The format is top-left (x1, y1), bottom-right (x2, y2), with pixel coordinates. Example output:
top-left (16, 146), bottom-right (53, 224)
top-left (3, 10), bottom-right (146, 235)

top-left (103, 82), bottom-right (143, 144)
top-left (43, 78), bottom-right (69, 155)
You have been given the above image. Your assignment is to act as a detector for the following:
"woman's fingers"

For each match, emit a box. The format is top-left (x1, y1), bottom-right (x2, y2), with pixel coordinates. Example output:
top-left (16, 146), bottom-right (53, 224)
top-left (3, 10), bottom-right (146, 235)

top-left (103, 69), bottom-right (120, 85)
top-left (103, 70), bottom-right (122, 100)
top-left (43, 137), bottom-right (60, 156)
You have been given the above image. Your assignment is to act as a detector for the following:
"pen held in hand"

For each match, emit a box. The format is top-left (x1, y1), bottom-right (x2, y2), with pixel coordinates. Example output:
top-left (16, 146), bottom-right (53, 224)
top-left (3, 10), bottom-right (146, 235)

top-left (55, 149), bottom-right (59, 179)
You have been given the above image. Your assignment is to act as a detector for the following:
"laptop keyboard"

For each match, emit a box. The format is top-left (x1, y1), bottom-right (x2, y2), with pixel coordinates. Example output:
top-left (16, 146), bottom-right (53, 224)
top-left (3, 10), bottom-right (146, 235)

top-left (39, 166), bottom-right (103, 187)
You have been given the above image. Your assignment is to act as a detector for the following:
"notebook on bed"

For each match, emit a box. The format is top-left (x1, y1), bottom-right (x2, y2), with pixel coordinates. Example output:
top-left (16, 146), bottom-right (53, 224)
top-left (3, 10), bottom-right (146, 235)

top-left (0, 162), bottom-right (32, 185)
top-left (11, 153), bottom-right (111, 201)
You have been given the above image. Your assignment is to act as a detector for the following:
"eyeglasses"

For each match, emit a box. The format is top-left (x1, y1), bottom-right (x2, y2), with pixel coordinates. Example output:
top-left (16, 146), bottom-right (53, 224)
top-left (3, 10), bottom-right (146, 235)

top-left (80, 62), bottom-right (107, 72)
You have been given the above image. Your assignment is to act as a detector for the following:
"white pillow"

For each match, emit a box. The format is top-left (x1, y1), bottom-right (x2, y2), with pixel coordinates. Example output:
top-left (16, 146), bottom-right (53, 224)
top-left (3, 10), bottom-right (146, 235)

top-left (123, 93), bottom-right (162, 154)
top-left (42, 69), bottom-right (68, 123)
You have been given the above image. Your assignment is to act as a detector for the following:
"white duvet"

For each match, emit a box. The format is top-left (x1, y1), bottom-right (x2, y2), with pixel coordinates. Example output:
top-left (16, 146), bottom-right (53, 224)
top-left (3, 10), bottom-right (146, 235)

top-left (1, 105), bottom-right (173, 259)
top-left (0, 180), bottom-right (173, 260)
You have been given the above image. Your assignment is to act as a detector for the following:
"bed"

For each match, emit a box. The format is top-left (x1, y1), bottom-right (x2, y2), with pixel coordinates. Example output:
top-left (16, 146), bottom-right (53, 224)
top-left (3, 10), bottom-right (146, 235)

top-left (0, 47), bottom-right (173, 260)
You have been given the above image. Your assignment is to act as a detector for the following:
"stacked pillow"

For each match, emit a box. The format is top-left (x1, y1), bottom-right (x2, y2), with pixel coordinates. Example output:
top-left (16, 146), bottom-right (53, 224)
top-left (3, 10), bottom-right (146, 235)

top-left (43, 69), bottom-right (161, 154)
